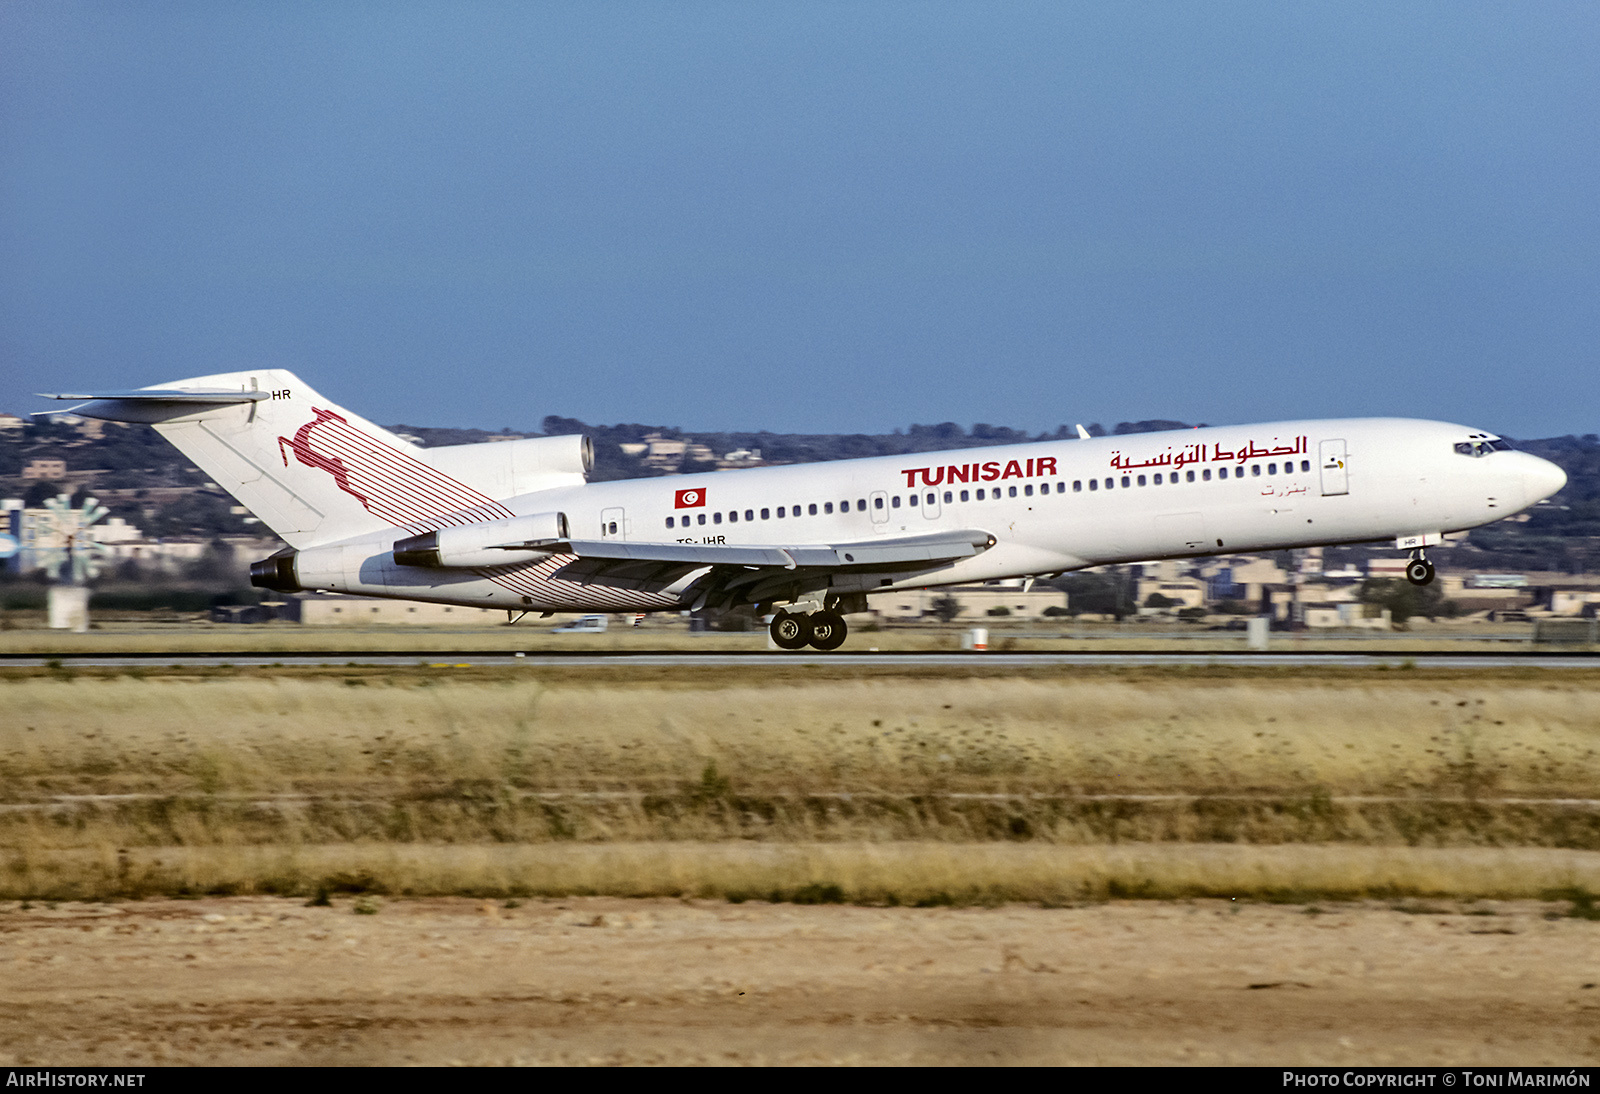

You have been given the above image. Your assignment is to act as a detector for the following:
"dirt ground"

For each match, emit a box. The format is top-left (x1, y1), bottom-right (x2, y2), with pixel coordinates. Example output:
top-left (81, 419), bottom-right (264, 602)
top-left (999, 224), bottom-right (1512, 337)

top-left (1, 895), bottom-right (1597, 1066)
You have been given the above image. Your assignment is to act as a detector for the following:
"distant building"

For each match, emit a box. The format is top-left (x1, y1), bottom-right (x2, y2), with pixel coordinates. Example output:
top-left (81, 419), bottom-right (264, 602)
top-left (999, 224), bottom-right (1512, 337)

top-left (869, 583), bottom-right (1067, 621)
top-left (717, 447), bottom-right (764, 469)
top-left (21, 459), bottom-right (66, 481)
top-left (5, 503), bottom-right (276, 576)
top-left (299, 594), bottom-right (511, 625)
top-left (639, 434), bottom-right (688, 472)
top-left (1301, 604), bottom-right (1390, 629)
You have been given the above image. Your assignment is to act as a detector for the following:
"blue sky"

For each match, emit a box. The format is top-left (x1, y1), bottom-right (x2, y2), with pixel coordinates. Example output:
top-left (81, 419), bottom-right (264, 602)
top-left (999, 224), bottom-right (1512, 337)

top-left (3, 2), bottom-right (1597, 437)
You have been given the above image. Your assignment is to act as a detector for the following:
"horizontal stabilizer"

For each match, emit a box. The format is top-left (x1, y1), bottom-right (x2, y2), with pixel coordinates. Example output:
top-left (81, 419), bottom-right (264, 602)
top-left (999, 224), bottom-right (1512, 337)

top-left (37, 389), bottom-right (270, 404)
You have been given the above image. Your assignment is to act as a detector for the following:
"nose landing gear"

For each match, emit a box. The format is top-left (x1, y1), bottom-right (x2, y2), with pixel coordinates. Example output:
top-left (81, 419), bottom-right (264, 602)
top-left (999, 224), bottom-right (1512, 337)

top-left (1405, 554), bottom-right (1436, 586)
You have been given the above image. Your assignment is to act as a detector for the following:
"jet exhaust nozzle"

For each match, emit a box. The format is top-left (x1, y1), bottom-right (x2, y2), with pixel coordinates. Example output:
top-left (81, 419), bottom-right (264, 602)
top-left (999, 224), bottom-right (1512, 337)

top-left (249, 548), bottom-right (301, 593)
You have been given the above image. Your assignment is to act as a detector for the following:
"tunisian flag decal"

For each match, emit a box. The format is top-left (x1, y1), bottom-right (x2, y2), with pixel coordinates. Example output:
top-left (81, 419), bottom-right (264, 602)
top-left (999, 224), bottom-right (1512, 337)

top-left (674, 488), bottom-right (707, 509)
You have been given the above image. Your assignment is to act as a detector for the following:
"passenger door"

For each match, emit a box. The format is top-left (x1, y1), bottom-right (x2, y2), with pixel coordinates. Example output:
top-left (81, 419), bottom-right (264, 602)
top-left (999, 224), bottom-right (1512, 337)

top-left (1319, 440), bottom-right (1349, 496)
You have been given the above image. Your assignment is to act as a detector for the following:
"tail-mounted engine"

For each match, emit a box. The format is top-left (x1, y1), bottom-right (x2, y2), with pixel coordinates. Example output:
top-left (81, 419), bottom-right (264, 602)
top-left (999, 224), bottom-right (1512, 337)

top-left (392, 511), bottom-right (570, 569)
top-left (249, 547), bottom-right (301, 593)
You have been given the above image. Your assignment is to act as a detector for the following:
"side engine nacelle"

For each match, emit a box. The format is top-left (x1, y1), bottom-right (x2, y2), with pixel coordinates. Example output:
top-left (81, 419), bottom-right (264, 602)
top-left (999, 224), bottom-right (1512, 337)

top-left (391, 511), bottom-right (570, 569)
top-left (249, 510), bottom-right (571, 593)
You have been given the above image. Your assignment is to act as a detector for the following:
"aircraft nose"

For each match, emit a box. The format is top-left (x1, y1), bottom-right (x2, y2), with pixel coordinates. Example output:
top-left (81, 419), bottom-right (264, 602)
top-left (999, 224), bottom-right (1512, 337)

top-left (1521, 454), bottom-right (1567, 504)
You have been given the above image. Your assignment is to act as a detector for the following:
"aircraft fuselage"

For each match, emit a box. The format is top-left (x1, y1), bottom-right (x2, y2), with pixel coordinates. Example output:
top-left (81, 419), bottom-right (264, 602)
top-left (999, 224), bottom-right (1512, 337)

top-left (287, 416), bottom-right (1565, 614)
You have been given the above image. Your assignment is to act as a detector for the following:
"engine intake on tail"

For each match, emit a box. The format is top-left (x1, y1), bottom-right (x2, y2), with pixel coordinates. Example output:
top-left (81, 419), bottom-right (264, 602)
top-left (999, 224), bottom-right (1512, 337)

top-left (392, 511), bottom-right (570, 569)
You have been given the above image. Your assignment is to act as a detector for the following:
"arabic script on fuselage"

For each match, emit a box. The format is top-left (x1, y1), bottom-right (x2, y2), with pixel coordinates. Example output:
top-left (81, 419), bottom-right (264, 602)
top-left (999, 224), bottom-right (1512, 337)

top-left (1108, 436), bottom-right (1307, 473)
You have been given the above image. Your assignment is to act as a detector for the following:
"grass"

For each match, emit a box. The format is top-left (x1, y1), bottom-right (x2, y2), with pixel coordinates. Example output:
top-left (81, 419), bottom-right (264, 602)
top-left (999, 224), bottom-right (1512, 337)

top-left (4, 843), bottom-right (1599, 905)
top-left (3, 667), bottom-right (1599, 900)
top-left (0, 616), bottom-right (1551, 656)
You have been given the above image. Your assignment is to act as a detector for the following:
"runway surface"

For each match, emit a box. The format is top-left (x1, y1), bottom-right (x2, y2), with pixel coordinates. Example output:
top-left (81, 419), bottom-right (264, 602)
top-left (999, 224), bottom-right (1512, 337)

top-left (4, 649), bottom-right (1600, 669)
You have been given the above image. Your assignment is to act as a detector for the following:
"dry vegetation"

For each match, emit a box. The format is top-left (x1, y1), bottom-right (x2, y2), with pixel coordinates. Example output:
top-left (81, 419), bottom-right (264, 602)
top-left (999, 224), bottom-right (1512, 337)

top-left (4, 666), bottom-right (1600, 901)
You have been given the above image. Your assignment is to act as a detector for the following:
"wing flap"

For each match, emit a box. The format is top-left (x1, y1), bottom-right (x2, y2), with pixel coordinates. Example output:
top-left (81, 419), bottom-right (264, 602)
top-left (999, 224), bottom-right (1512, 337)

top-left (556, 557), bottom-right (705, 593)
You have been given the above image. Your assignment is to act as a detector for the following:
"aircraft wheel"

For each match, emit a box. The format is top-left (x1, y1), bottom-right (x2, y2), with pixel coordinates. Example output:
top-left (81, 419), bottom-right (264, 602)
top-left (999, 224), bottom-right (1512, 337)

top-left (1405, 558), bottom-right (1435, 586)
top-left (770, 611), bottom-right (813, 650)
top-left (807, 610), bottom-right (848, 651)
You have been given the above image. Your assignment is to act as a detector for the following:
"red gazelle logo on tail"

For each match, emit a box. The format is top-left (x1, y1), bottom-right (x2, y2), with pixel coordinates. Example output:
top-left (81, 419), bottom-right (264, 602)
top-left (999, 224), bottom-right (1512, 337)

top-left (276, 407), bottom-right (512, 528)
top-left (278, 407), bottom-right (370, 508)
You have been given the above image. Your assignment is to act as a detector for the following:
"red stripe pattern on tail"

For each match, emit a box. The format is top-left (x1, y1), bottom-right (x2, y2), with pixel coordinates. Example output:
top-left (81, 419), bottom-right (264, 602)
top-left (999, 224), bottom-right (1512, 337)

top-left (278, 407), bottom-right (680, 609)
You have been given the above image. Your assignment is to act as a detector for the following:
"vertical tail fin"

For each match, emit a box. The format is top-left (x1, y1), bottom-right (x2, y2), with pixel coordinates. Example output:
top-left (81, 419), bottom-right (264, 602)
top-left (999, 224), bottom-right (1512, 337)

top-left (63, 370), bottom-right (510, 547)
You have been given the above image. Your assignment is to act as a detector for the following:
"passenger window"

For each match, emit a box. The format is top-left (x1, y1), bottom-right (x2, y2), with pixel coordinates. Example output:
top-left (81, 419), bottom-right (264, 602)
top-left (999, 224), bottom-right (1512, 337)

top-left (776, 507), bottom-right (784, 518)
top-left (1120, 476), bottom-right (1130, 488)
top-left (1268, 463), bottom-right (1277, 475)
top-left (1202, 469), bottom-right (1211, 481)
top-left (1136, 475), bottom-right (1146, 487)
top-left (760, 508), bottom-right (770, 520)
top-left (976, 488), bottom-right (985, 500)
top-left (1153, 474), bottom-right (1162, 485)
top-left (1057, 482), bottom-right (1065, 493)
top-left (728, 511), bottom-right (737, 523)
top-left (666, 517), bottom-right (674, 529)
top-left (890, 496), bottom-right (899, 508)
top-left (1186, 471), bottom-right (1194, 482)
top-left (1008, 486), bottom-right (1017, 498)
top-left (1073, 480), bottom-right (1082, 492)
top-left (714, 512), bottom-right (723, 524)
top-left (697, 514), bottom-right (706, 526)
top-left (960, 490), bottom-right (970, 501)
top-left (857, 499), bottom-right (866, 511)
top-left (928, 492), bottom-right (937, 505)
top-left (809, 503), bottom-right (818, 515)
top-left (1301, 460), bottom-right (1310, 472)
top-left (1219, 468), bottom-right (1228, 479)
top-left (1105, 478), bottom-right (1114, 489)
top-left (906, 495), bottom-right (916, 506)
top-left (745, 509), bottom-right (754, 521)
top-left (1252, 464), bottom-right (1261, 477)
top-left (1024, 485), bottom-right (1033, 496)
top-left (1088, 480), bottom-right (1098, 491)
top-left (944, 491), bottom-right (953, 503)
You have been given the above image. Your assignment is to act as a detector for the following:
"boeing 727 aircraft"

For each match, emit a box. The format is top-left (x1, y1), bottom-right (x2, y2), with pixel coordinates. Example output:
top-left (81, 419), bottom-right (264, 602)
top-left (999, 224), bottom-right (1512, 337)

top-left (40, 370), bottom-right (1566, 649)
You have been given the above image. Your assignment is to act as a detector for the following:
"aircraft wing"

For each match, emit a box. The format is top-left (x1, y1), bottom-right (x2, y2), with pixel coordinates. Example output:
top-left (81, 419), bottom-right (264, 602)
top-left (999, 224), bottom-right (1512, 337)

top-left (550, 528), bottom-right (996, 599)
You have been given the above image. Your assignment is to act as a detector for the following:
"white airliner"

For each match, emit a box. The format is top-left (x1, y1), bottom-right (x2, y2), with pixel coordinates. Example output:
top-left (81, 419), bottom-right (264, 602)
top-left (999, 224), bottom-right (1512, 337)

top-left (40, 370), bottom-right (1566, 650)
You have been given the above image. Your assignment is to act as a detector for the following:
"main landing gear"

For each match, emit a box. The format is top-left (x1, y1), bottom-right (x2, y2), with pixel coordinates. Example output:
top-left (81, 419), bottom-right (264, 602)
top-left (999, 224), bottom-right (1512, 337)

top-left (1405, 553), bottom-right (1436, 586)
top-left (769, 608), bottom-right (848, 651)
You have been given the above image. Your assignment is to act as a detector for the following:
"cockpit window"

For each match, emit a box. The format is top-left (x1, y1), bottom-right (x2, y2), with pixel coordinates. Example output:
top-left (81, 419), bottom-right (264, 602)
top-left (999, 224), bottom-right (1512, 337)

top-left (1454, 439), bottom-right (1512, 458)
